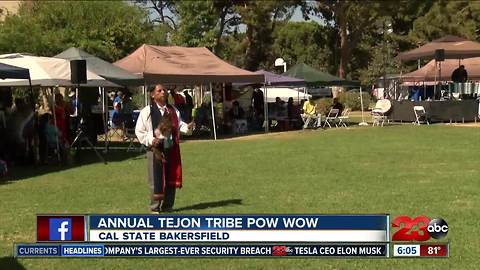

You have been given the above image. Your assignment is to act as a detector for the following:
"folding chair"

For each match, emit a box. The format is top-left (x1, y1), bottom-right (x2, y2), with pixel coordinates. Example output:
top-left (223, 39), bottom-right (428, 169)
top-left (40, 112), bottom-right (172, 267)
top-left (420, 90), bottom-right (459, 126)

top-left (301, 113), bottom-right (321, 129)
top-left (108, 110), bottom-right (124, 140)
top-left (413, 106), bottom-right (430, 125)
top-left (323, 108), bottom-right (339, 128)
top-left (124, 127), bottom-right (144, 152)
top-left (371, 108), bottom-right (386, 126)
top-left (337, 108), bottom-right (350, 128)
top-left (233, 119), bottom-right (248, 134)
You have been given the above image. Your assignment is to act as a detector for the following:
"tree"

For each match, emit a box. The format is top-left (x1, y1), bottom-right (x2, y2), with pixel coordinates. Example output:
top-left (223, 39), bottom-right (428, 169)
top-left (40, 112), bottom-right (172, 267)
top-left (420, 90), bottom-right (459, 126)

top-left (409, 1), bottom-right (477, 43)
top-left (0, 1), bottom-right (161, 61)
top-left (234, 0), bottom-right (299, 71)
top-left (136, 0), bottom-right (178, 30)
top-left (313, 0), bottom-right (386, 79)
top-left (171, 0), bottom-right (299, 71)
top-left (272, 21), bottom-right (334, 72)
top-left (172, 0), bottom-right (240, 53)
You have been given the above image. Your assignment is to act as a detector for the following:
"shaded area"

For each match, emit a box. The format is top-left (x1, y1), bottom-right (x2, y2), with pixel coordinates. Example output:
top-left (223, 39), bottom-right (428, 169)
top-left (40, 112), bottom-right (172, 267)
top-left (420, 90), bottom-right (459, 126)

top-left (1, 147), bottom-right (144, 183)
top-left (173, 199), bottom-right (243, 212)
top-left (0, 257), bottom-right (26, 270)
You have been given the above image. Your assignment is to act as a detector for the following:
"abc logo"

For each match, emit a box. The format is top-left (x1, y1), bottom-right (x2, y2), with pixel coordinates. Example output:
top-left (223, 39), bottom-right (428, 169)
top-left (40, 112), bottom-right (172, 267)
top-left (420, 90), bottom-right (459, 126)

top-left (427, 218), bottom-right (448, 239)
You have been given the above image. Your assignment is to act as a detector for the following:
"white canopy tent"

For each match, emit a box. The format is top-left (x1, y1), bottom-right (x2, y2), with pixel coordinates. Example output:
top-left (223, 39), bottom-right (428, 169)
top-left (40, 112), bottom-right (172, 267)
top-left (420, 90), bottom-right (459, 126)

top-left (0, 54), bottom-right (118, 161)
top-left (0, 53), bottom-right (119, 87)
top-left (260, 87), bottom-right (310, 103)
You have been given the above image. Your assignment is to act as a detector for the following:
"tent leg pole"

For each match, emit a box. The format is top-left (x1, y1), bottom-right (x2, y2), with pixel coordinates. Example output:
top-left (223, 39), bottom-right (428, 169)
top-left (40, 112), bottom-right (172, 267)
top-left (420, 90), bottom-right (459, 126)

top-left (209, 83), bottom-right (217, 140)
top-left (359, 86), bottom-right (368, 126)
top-left (52, 87), bottom-right (61, 162)
top-left (28, 78), bottom-right (39, 164)
top-left (263, 83), bottom-right (268, 133)
top-left (101, 87), bottom-right (108, 152)
top-left (143, 83), bottom-right (147, 107)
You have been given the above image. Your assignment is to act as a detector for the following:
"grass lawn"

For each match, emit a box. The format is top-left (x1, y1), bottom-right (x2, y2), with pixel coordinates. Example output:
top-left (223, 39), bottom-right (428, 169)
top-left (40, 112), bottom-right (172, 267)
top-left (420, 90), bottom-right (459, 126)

top-left (1, 124), bottom-right (479, 269)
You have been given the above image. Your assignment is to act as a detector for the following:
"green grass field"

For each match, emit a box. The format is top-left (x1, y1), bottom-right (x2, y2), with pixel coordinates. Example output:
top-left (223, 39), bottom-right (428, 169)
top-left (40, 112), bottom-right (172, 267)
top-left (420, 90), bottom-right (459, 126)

top-left (1, 124), bottom-right (479, 269)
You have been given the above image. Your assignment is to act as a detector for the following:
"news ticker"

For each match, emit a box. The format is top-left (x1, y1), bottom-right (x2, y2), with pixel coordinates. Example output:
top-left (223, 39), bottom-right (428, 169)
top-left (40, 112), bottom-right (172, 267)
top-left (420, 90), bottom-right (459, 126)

top-left (14, 243), bottom-right (450, 258)
top-left (15, 243), bottom-right (388, 258)
top-left (11, 214), bottom-right (449, 258)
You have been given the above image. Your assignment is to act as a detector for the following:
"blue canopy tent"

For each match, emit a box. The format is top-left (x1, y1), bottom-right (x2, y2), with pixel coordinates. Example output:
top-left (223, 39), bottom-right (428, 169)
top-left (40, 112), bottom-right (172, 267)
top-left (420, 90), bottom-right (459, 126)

top-left (0, 62), bottom-right (31, 80)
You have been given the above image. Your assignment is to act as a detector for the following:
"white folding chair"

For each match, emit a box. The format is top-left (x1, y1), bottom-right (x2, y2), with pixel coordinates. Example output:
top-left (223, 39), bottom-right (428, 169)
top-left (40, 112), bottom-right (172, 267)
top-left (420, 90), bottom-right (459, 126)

top-left (337, 108), bottom-right (350, 128)
top-left (413, 106), bottom-right (429, 125)
top-left (323, 108), bottom-right (339, 128)
top-left (301, 113), bottom-right (321, 129)
top-left (371, 108), bottom-right (386, 126)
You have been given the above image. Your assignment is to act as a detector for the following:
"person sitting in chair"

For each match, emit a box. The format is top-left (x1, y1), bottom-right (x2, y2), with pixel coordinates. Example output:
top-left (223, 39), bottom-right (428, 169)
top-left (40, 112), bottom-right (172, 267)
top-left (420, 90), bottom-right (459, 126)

top-left (229, 100), bottom-right (247, 134)
top-left (331, 98), bottom-right (344, 115)
top-left (229, 100), bottom-right (245, 120)
top-left (112, 102), bottom-right (123, 128)
top-left (301, 97), bottom-right (320, 128)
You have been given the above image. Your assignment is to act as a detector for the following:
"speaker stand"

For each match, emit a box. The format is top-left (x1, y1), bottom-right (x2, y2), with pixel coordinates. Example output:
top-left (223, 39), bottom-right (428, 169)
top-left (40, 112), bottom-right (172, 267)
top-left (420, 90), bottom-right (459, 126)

top-left (71, 126), bottom-right (107, 164)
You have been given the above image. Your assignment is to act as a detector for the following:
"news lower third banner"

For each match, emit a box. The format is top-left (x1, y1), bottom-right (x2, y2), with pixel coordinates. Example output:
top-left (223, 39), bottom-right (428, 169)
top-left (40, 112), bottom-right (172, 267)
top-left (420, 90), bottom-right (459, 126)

top-left (86, 214), bottom-right (389, 242)
top-left (15, 214), bottom-right (391, 258)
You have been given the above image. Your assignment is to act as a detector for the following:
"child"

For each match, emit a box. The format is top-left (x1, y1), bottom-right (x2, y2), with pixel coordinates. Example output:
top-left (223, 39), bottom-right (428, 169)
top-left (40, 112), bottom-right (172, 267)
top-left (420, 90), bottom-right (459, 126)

top-left (45, 114), bottom-right (61, 150)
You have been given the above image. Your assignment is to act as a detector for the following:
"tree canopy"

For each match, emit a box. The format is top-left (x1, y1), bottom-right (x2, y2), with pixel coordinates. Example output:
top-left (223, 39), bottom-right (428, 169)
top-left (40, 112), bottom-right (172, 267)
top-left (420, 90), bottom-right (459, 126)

top-left (0, 1), bottom-right (165, 62)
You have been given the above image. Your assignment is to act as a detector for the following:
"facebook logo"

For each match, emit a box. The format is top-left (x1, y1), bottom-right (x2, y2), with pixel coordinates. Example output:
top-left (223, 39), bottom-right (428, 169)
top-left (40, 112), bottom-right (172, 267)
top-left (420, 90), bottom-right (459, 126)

top-left (49, 218), bottom-right (72, 241)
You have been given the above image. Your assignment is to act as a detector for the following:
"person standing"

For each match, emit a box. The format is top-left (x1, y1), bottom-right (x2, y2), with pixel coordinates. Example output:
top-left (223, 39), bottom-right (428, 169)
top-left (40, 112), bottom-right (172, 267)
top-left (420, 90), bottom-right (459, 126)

top-left (451, 65), bottom-right (468, 83)
top-left (135, 84), bottom-right (194, 213)
top-left (183, 90), bottom-right (194, 123)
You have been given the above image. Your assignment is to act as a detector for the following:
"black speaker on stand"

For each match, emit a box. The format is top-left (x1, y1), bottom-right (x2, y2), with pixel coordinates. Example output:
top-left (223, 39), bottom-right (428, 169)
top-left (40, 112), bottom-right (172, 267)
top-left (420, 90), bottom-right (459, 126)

top-left (435, 49), bottom-right (445, 61)
top-left (69, 60), bottom-right (106, 164)
top-left (70, 60), bottom-right (87, 84)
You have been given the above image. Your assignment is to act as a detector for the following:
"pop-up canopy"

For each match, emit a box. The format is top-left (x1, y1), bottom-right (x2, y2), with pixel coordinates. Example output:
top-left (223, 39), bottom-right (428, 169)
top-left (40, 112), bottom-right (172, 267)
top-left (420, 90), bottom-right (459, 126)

top-left (0, 62), bottom-right (30, 80)
top-left (114, 45), bottom-right (264, 84)
top-left (402, 57), bottom-right (480, 82)
top-left (397, 35), bottom-right (480, 62)
top-left (284, 63), bottom-right (359, 86)
top-left (55, 47), bottom-right (143, 86)
top-left (0, 53), bottom-right (119, 87)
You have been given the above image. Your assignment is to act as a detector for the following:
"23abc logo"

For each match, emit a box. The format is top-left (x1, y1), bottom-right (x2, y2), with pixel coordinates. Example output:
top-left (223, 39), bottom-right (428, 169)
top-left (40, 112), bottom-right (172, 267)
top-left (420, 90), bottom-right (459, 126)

top-left (392, 216), bottom-right (448, 241)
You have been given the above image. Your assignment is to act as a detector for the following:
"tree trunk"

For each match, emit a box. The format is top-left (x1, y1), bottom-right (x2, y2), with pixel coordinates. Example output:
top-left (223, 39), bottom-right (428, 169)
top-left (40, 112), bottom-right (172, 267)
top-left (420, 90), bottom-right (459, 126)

top-left (337, 4), bottom-right (348, 79)
top-left (244, 25), bottom-right (258, 71)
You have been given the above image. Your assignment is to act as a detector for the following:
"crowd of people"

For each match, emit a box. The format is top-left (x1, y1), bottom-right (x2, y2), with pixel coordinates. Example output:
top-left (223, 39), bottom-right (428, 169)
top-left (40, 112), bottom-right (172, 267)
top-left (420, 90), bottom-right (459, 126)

top-left (0, 87), bottom-right (141, 167)
top-left (0, 84), bottom-right (347, 171)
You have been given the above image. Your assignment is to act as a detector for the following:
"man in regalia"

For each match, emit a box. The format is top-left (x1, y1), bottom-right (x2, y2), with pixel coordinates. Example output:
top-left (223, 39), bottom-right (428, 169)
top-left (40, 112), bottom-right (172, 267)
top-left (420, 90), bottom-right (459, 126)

top-left (135, 84), bottom-right (194, 213)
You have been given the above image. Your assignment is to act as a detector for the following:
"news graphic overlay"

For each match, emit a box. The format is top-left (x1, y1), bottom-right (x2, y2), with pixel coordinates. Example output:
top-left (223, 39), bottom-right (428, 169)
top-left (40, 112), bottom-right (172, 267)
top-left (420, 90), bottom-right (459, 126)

top-left (87, 214), bottom-right (389, 243)
top-left (37, 215), bottom-right (86, 242)
top-left (391, 216), bottom-right (449, 258)
top-left (15, 214), bottom-right (391, 258)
